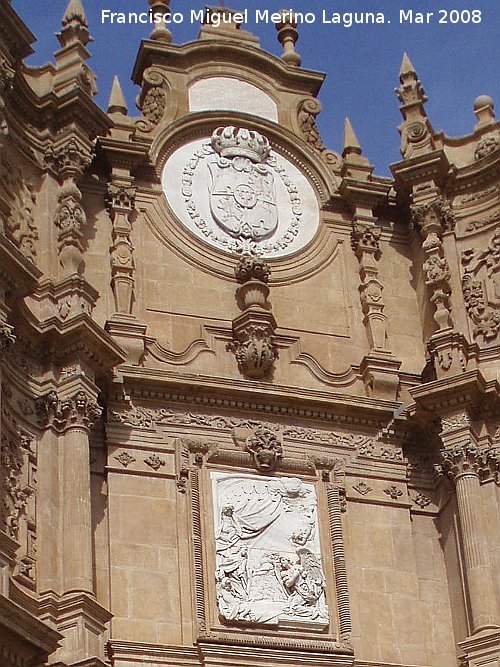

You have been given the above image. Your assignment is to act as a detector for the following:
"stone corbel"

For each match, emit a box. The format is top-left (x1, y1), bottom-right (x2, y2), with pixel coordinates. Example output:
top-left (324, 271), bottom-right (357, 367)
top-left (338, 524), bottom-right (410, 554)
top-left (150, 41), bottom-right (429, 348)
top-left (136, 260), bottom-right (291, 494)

top-left (228, 254), bottom-right (278, 379)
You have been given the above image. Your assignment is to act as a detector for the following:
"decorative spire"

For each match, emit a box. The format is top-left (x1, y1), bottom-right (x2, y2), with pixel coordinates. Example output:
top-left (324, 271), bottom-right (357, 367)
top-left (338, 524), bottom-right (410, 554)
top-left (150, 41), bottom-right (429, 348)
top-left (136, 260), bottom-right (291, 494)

top-left (58, 0), bottom-right (90, 47)
top-left (342, 117), bottom-right (362, 158)
top-left (148, 0), bottom-right (172, 43)
top-left (108, 75), bottom-right (127, 115)
top-left (395, 53), bottom-right (434, 158)
top-left (276, 10), bottom-right (301, 67)
top-left (399, 52), bottom-right (416, 78)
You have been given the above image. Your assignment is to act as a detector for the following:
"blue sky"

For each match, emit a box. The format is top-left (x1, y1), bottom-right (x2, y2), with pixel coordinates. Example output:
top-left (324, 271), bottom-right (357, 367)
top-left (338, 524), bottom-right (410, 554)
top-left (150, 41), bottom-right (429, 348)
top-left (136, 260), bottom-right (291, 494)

top-left (13, 0), bottom-right (499, 176)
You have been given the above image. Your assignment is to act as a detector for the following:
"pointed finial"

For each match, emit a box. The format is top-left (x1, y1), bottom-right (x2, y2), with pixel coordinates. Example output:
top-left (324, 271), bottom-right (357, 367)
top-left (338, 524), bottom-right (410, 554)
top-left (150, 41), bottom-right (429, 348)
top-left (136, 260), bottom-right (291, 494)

top-left (342, 118), bottom-right (362, 158)
top-left (108, 76), bottom-right (127, 115)
top-left (276, 10), bottom-right (301, 67)
top-left (58, 0), bottom-right (90, 47)
top-left (399, 52), bottom-right (416, 79)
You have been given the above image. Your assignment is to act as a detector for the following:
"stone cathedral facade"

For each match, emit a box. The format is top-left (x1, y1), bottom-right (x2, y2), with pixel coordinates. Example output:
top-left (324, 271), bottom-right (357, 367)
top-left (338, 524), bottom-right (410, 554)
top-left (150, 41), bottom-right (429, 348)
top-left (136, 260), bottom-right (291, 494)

top-left (0, 1), bottom-right (499, 666)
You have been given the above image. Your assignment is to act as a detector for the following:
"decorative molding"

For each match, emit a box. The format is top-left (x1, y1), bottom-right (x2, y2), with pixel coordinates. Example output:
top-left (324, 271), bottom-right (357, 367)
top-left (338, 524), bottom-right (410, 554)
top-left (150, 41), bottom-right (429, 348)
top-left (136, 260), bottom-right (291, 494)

top-left (0, 155), bottom-right (38, 262)
top-left (0, 425), bottom-right (38, 588)
top-left (0, 321), bottom-right (16, 352)
top-left (136, 68), bottom-right (169, 133)
top-left (441, 411), bottom-right (471, 435)
top-left (326, 483), bottom-right (352, 642)
top-left (412, 197), bottom-right (455, 331)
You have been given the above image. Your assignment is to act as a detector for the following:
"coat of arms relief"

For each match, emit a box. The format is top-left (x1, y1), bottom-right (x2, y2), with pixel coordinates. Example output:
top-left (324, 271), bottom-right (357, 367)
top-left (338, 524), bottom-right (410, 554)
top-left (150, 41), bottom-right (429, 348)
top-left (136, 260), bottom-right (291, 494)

top-left (212, 472), bottom-right (329, 629)
top-left (208, 127), bottom-right (278, 242)
top-left (163, 125), bottom-right (319, 258)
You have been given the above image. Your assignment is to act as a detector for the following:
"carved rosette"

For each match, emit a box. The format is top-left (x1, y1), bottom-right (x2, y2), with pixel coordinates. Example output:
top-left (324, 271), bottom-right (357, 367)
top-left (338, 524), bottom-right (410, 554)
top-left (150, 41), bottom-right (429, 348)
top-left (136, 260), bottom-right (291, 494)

top-left (107, 181), bottom-right (137, 314)
top-left (461, 230), bottom-right (500, 343)
top-left (245, 427), bottom-right (283, 472)
top-left (411, 198), bottom-right (455, 330)
top-left (35, 390), bottom-right (102, 433)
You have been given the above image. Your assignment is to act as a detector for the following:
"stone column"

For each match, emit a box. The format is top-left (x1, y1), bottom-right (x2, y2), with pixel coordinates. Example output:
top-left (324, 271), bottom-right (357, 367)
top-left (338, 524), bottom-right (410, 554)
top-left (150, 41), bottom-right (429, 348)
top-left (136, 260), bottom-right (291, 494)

top-left (439, 414), bottom-right (499, 634)
top-left (36, 388), bottom-right (101, 594)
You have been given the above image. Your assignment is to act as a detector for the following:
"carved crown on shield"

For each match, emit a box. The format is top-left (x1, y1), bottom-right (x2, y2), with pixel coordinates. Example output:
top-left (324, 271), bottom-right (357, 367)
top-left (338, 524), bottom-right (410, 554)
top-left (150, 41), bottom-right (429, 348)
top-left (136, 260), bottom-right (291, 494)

top-left (211, 126), bottom-right (271, 163)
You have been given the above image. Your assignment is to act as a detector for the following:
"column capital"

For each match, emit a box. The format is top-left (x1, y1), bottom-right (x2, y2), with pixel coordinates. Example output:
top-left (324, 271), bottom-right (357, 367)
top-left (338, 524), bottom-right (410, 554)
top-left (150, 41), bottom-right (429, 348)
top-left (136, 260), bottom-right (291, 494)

top-left (438, 442), bottom-right (498, 482)
top-left (35, 389), bottom-right (101, 433)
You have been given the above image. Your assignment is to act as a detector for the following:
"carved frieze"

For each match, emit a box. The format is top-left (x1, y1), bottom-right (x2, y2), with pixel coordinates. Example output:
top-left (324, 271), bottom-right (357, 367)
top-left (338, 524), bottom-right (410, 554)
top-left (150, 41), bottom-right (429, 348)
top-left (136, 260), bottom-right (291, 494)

top-left (461, 230), bottom-right (500, 343)
top-left (212, 472), bottom-right (329, 628)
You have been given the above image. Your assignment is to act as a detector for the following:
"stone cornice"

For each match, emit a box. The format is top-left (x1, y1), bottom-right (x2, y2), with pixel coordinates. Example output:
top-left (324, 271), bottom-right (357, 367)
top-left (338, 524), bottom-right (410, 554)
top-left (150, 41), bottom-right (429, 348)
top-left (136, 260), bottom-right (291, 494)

top-left (0, 3), bottom-right (35, 62)
top-left (16, 309), bottom-right (126, 376)
top-left (132, 39), bottom-right (325, 97)
top-left (409, 370), bottom-right (500, 416)
top-left (0, 595), bottom-right (61, 662)
top-left (114, 365), bottom-right (401, 427)
top-left (0, 233), bottom-right (42, 298)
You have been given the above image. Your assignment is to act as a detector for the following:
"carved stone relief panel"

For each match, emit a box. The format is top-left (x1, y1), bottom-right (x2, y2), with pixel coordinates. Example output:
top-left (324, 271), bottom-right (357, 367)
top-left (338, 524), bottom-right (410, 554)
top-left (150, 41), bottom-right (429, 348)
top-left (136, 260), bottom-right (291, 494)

top-left (461, 230), bottom-right (500, 343)
top-left (162, 126), bottom-right (319, 258)
top-left (211, 471), bottom-right (329, 629)
top-left (0, 428), bottom-right (37, 587)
